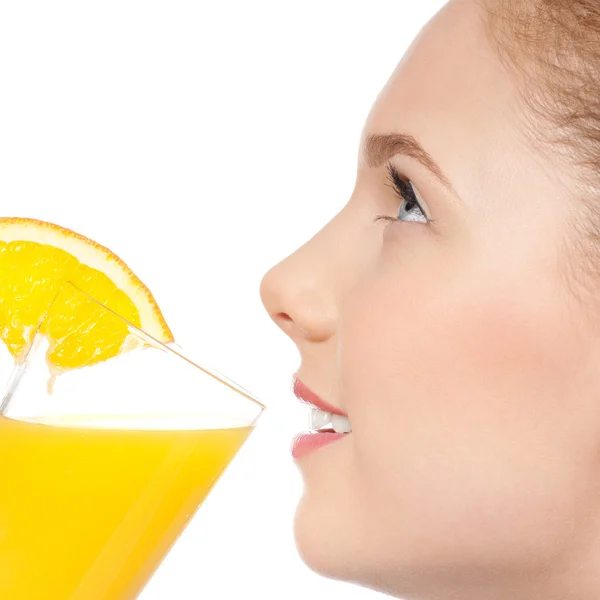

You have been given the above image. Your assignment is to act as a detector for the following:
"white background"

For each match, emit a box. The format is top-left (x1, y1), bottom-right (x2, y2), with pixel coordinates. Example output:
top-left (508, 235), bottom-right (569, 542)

top-left (0, 2), bottom-right (446, 598)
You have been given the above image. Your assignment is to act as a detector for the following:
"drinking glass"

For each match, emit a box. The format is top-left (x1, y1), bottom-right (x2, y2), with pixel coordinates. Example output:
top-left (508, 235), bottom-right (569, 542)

top-left (0, 282), bottom-right (265, 600)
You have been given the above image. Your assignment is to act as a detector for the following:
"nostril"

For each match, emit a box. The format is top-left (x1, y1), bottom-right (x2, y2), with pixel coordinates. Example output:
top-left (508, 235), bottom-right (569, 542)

top-left (274, 311), bottom-right (304, 338)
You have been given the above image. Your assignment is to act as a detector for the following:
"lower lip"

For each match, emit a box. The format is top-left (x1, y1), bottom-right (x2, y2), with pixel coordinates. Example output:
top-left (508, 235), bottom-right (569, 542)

top-left (291, 432), bottom-right (347, 460)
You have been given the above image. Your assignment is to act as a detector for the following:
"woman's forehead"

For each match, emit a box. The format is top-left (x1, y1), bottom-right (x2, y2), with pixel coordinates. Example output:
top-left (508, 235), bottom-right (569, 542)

top-left (361, 0), bottom-right (533, 206)
top-left (365, 1), bottom-right (514, 133)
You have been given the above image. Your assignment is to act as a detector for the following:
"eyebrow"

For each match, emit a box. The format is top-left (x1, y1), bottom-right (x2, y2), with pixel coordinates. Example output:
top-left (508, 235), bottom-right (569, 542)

top-left (363, 132), bottom-right (455, 194)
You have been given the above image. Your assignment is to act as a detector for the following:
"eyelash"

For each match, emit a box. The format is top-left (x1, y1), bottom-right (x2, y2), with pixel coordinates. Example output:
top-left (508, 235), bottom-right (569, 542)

top-left (373, 163), bottom-right (434, 225)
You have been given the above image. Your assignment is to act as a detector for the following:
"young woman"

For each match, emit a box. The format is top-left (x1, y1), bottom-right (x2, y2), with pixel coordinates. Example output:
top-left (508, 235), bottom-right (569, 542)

top-left (261, 1), bottom-right (600, 598)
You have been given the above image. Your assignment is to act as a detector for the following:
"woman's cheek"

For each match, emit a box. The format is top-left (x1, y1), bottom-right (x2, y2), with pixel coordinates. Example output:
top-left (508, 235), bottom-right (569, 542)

top-left (338, 252), bottom-right (597, 570)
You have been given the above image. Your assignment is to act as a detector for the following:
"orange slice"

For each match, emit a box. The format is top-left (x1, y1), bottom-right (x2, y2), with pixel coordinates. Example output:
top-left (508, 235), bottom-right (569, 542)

top-left (0, 217), bottom-right (173, 371)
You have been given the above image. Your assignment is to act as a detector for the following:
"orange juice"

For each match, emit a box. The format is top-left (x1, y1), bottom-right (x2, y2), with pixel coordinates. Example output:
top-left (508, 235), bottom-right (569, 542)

top-left (0, 414), bottom-right (252, 600)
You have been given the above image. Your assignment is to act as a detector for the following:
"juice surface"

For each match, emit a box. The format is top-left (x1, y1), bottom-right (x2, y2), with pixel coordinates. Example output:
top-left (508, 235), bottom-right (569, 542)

top-left (0, 415), bottom-right (252, 600)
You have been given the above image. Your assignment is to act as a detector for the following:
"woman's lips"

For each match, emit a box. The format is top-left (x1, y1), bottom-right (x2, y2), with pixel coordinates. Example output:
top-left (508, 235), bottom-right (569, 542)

top-left (291, 378), bottom-right (350, 459)
top-left (292, 378), bottom-right (347, 416)
top-left (291, 432), bottom-right (346, 460)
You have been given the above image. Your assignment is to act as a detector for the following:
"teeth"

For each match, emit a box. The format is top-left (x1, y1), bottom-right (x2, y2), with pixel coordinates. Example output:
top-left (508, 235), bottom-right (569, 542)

top-left (309, 409), bottom-right (331, 430)
top-left (308, 408), bottom-right (352, 434)
top-left (332, 414), bottom-right (352, 434)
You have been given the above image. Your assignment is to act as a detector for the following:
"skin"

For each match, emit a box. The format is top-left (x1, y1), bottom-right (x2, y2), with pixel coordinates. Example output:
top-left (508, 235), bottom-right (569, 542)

top-left (260, 1), bottom-right (600, 598)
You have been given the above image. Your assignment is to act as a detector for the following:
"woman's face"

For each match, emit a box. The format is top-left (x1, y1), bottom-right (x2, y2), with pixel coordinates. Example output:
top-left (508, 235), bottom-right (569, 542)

top-left (261, 0), bottom-right (600, 597)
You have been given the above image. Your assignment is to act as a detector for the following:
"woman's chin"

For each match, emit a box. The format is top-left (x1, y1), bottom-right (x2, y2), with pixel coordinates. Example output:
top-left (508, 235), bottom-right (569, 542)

top-left (293, 494), bottom-right (351, 581)
top-left (292, 491), bottom-right (381, 587)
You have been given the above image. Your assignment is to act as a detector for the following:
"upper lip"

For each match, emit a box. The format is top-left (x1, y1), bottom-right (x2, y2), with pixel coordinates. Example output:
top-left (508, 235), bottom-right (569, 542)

top-left (293, 378), bottom-right (347, 417)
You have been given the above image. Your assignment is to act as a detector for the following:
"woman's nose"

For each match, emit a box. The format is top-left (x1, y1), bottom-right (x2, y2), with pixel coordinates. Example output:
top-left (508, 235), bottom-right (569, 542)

top-left (260, 246), bottom-right (337, 345)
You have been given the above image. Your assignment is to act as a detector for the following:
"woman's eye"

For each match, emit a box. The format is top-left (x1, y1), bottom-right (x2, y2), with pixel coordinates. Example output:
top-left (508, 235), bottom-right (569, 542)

top-left (396, 183), bottom-right (427, 223)
top-left (374, 163), bottom-right (430, 226)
